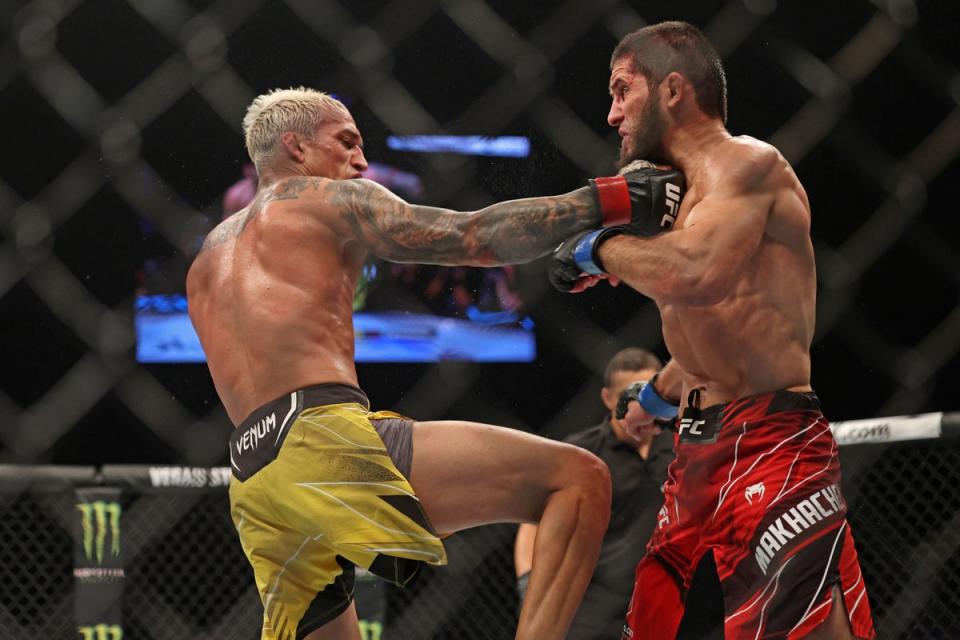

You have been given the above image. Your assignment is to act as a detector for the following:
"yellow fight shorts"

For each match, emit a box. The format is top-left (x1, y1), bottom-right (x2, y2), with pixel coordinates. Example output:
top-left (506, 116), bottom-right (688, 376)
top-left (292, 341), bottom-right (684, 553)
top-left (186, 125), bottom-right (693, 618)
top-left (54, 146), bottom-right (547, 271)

top-left (228, 383), bottom-right (447, 639)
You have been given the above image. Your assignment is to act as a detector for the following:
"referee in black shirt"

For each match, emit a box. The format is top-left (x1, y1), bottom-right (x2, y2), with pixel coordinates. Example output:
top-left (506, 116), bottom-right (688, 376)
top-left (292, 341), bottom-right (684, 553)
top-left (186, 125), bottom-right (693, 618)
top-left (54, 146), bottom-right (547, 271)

top-left (514, 348), bottom-right (722, 639)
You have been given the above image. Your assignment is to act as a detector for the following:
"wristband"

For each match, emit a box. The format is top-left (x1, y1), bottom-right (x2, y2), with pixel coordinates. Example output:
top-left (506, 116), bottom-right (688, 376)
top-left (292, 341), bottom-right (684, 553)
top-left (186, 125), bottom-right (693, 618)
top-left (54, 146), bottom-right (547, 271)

top-left (571, 229), bottom-right (607, 275)
top-left (638, 373), bottom-right (679, 419)
top-left (590, 176), bottom-right (631, 226)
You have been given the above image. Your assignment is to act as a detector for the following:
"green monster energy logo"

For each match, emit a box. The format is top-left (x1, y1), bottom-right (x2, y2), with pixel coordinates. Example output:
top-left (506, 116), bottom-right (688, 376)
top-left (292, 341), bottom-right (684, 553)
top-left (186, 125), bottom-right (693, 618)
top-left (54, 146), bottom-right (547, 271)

top-left (76, 501), bottom-right (121, 564)
top-left (359, 620), bottom-right (383, 640)
top-left (77, 624), bottom-right (123, 640)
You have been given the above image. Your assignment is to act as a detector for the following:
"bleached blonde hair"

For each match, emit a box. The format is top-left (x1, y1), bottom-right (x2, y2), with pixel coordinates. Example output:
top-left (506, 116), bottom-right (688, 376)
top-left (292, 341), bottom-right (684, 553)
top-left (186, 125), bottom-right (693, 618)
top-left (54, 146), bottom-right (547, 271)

top-left (242, 87), bottom-right (348, 170)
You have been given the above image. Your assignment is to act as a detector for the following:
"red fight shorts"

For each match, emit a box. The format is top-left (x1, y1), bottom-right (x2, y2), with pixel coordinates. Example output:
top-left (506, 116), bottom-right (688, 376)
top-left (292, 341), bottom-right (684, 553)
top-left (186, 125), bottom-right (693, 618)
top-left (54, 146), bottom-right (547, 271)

top-left (623, 390), bottom-right (876, 639)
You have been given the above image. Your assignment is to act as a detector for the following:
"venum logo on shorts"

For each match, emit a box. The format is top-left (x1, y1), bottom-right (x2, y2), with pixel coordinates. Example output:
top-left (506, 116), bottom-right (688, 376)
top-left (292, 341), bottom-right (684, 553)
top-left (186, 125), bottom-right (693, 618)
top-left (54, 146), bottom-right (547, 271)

top-left (661, 182), bottom-right (682, 228)
top-left (754, 483), bottom-right (846, 574)
top-left (745, 482), bottom-right (766, 505)
top-left (235, 412), bottom-right (277, 457)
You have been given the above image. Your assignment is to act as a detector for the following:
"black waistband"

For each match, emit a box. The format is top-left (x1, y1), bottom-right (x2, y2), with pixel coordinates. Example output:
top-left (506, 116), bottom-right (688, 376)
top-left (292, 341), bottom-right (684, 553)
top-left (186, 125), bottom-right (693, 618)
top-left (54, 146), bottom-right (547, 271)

top-left (677, 390), bottom-right (821, 444)
top-left (229, 383), bottom-right (369, 481)
top-left (235, 383), bottom-right (369, 434)
top-left (703, 389), bottom-right (820, 425)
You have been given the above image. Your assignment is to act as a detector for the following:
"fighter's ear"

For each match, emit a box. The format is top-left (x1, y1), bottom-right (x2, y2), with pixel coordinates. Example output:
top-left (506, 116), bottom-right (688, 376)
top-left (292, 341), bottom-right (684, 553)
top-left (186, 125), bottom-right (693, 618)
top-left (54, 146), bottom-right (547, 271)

top-left (663, 71), bottom-right (685, 107)
top-left (600, 386), bottom-right (615, 411)
top-left (280, 131), bottom-right (305, 162)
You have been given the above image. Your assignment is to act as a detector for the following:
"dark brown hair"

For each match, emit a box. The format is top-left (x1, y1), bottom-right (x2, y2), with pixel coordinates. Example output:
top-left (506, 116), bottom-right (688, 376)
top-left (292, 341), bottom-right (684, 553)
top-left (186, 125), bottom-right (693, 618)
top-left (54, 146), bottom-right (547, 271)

top-left (611, 21), bottom-right (727, 123)
top-left (603, 348), bottom-right (663, 388)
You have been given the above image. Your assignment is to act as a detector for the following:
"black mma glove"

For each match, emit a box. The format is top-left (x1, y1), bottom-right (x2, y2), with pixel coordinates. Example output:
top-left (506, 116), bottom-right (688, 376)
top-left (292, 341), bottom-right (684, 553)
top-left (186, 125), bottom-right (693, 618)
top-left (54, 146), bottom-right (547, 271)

top-left (548, 161), bottom-right (685, 292)
top-left (547, 227), bottom-right (625, 292)
top-left (614, 374), bottom-right (679, 421)
top-left (592, 160), bottom-right (685, 235)
top-left (616, 381), bottom-right (646, 420)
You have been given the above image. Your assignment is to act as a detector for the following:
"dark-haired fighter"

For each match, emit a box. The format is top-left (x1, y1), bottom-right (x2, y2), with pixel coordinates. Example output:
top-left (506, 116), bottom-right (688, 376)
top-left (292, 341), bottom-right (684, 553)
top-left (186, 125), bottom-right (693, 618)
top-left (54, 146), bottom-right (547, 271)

top-left (187, 87), bottom-right (683, 640)
top-left (549, 21), bottom-right (875, 640)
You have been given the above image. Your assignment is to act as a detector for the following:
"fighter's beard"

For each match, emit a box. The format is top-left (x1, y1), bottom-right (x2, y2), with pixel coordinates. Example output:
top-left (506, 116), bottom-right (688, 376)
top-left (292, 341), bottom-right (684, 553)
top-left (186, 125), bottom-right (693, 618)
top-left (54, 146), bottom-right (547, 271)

top-left (617, 100), bottom-right (668, 169)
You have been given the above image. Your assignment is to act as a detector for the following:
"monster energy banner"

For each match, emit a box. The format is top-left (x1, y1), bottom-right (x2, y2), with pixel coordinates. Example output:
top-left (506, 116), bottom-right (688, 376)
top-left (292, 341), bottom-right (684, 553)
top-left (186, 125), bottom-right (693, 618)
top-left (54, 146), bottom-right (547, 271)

top-left (355, 569), bottom-right (386, 640)
top-left (77, 624), bottom-right (123, 640)
top-left (74, 486), bottom-right (124, 639)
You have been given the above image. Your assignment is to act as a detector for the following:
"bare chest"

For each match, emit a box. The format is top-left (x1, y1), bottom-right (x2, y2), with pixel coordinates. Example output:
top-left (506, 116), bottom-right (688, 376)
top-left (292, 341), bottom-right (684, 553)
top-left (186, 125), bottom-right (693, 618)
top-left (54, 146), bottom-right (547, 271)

top-left (672, 185), bottom-right (702, 230)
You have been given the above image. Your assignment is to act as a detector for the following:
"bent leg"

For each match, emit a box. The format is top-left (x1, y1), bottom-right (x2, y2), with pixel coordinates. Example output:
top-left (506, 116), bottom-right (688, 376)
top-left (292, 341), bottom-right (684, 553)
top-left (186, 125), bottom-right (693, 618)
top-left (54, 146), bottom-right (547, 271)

top-left (302, 601), bottom-right (361, 640)
top-left (409, 420), bottom-right (611, 640)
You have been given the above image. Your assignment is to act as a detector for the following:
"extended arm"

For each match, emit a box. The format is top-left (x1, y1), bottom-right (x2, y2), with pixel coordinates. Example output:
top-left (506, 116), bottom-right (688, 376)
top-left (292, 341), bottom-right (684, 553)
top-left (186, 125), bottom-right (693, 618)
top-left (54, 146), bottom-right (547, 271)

top-left (271, 161), bottom-right (681, 266)
top-left (597, 144), bottom-right (778, 305)
top-left (267, 163), bottom-right (681, 266)
top-left (331, 178), bottom-right (599, 266)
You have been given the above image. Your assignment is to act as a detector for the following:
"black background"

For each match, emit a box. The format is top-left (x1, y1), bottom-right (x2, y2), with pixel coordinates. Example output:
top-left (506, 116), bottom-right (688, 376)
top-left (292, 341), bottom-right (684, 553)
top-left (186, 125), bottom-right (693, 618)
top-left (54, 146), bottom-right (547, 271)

top-left (1, 0), bottom-right (958, 466)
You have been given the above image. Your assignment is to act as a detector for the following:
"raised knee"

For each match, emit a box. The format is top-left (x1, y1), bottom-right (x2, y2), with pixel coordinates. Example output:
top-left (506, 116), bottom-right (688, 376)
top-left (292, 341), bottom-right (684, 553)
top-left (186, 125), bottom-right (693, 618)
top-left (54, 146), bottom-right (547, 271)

top-left (564, 447), bottom-right (612, 507)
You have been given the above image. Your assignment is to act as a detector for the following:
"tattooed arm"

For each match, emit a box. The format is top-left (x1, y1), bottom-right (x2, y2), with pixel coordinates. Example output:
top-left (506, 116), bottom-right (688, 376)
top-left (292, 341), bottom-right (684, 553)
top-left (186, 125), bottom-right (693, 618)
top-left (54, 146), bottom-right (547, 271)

top-left (320, 177), bottom-right (601, 266)
top-left (333, 179), bottom-right (600, 265)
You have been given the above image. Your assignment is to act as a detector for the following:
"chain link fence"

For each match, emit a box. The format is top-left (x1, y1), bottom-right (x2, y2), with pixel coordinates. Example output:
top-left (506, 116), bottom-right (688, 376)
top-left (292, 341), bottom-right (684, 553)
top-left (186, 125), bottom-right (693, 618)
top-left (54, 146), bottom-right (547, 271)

top-left (1, 0), bottom-right (959, 638)
top-left (1, 0), bottom-right (957, 467)
top-left (1, 416), bottom-right (958, 639)
top-left (841, 439), bottom-right (960, 639)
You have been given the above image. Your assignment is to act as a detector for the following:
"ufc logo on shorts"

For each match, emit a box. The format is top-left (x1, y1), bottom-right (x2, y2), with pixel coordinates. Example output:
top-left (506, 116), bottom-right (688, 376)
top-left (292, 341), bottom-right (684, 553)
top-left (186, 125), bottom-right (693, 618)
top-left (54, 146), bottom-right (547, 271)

top-left (661, 182), bottom-right (682, 228)
top-left (657, 505), bottom-right (670, 529)
top-left (677, 417), bottom-right (718, 443)
top-left (678, 418), bottom-right (705, 436)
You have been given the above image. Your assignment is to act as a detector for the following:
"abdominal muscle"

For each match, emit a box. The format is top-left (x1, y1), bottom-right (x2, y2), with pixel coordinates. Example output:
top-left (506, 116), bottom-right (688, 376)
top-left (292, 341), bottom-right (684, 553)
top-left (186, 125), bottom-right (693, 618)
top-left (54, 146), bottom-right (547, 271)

top-left (660, 285), bottom-right (813, 410)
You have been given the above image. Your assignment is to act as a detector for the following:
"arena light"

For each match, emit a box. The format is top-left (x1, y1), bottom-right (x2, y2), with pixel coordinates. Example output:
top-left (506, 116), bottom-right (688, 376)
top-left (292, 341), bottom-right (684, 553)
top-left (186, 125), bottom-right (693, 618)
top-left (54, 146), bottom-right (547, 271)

top-left (363, 162), bottom-right (424, 197)
top-left (386, 135), bottom-right (530, 157)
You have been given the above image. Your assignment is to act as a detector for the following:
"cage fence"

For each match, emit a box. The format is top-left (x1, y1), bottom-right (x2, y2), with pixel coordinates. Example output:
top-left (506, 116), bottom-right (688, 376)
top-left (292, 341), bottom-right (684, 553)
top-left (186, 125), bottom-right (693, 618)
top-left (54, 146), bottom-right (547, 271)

top-left (0, 414), bottom-right (958, 639)
top-left (1, 0), bottom-right (959, 638)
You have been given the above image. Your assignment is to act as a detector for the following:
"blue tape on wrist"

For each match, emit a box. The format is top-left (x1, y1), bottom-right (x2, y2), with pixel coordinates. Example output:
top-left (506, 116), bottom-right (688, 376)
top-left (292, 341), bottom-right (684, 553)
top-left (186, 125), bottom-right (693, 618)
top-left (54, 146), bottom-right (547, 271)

top-left (572, 229), bottom-right (605, 275)
top-left (638, 379), bottom-right (679, 419)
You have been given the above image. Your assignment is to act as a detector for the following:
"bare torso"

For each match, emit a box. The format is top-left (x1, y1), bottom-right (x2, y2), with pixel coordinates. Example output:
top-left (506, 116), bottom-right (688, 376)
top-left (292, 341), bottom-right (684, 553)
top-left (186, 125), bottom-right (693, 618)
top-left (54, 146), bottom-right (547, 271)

top-left (186, 184), bottom-right (365, 424)
top-left (659, 136), bottom-right (816, 407)
top-left (187, 173), bottom-right (602, 425)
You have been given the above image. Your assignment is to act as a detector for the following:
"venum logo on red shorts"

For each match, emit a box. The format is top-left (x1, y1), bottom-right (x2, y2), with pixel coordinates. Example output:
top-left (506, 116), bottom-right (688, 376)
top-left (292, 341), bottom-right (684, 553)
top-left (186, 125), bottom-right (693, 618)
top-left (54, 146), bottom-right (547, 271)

top-left (745, 482), bottom-right (766, 505)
